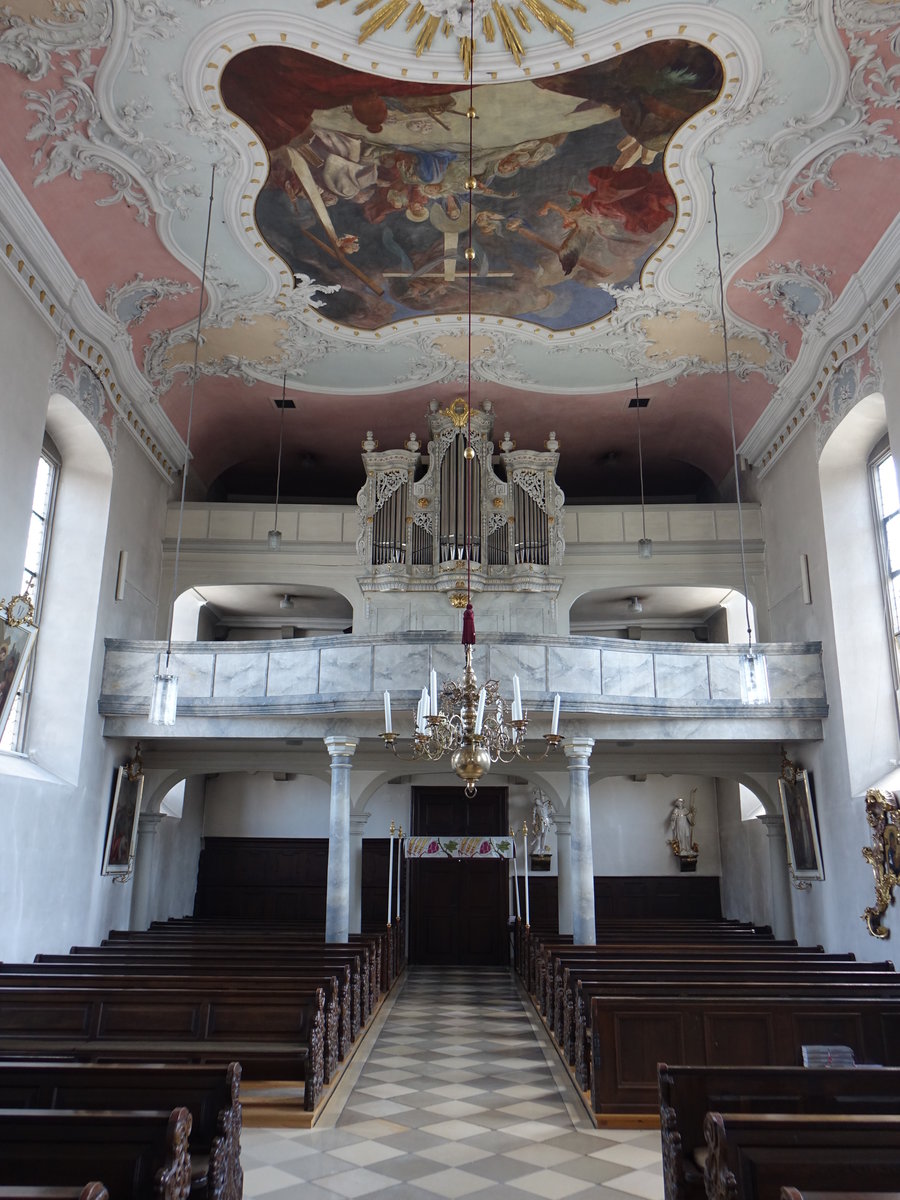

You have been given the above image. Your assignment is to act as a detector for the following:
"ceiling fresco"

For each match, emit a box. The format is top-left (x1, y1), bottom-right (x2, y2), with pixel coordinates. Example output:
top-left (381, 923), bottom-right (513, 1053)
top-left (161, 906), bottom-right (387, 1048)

top-left (0, 0), bottom-right (898, 500)
top-left (220, 42), bottom-right (722, 332)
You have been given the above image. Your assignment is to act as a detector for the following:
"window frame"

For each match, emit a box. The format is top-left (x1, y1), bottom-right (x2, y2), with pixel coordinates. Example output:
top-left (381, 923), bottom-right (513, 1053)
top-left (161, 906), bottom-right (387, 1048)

top-left (0, 436), bottom-right (60, 753)
top-left (868, 437), bottom-right (900, 701)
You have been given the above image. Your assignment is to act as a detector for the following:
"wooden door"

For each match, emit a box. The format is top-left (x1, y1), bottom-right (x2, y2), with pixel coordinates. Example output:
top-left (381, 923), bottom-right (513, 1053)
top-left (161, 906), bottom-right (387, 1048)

top-left (408, 787), bottom-right (509, 966)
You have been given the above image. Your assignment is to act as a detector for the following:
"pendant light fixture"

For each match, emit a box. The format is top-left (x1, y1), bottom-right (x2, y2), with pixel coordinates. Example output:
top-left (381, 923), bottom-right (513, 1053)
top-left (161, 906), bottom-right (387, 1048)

top-left (630, 379), bottom-right (652, 558)
top-left (267, 373), bottom-right (287, 551)
top-left (710, 161), bottom-right (769, 704)
top-left (381, 0), bottom-right (562, 793)
top-left (149, 165), bottom-right (216, 727)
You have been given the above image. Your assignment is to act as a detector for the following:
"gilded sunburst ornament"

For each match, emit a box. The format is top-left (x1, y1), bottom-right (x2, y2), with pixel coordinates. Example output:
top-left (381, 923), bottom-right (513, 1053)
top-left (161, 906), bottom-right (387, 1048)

top-left (315, 0), bottom-right (601, 75)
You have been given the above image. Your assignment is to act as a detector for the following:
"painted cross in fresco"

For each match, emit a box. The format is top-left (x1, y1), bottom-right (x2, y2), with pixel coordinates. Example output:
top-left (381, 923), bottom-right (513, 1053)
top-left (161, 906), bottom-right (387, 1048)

top-left (221, 41), bottom-right (723, 332)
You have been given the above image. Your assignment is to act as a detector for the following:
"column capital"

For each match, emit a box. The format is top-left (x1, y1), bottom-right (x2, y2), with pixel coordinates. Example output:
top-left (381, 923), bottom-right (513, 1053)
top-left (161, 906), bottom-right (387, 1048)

top-left (553, 815), bottom-right (571, 835)
top-left (564, 736), bottom-right (595, 762)
top-left (137, 812), bottom-right (164, 836)
top-left (757, 812), bottom-right (787, 838)
top-left (324, 735), bottom-right (359, 761)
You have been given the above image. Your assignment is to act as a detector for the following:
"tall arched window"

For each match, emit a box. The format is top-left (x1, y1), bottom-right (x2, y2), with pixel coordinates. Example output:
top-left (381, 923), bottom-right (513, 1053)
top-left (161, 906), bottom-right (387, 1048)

top-left (0, 438), bottom-right (59, 752)
top-left (870, 440), bottom-right (900, 695)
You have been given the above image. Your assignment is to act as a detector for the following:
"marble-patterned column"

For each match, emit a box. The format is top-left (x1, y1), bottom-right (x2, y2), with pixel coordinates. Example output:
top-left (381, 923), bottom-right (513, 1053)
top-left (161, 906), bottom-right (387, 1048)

top-left (758, 813), bottom-right (796, 941)
top-left (349, 812), bottom-right (371, 936)
top-left (554, 815), bottom-right (573, 935)
top-left (129, 812), bottom-right (164, 931)
top-left (325, 736), bottom-right (358, 943)
top-left (565, 737), bottom-right (596, 945)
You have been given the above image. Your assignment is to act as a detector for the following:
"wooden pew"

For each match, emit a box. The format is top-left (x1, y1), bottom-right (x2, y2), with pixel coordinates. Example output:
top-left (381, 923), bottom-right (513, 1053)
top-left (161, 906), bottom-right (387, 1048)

top-left (0, 1185), bottom-right (108, 1200)
top-left (0, 984), bottom-right (325, 1110)
top-left (561, 968), bottom-right (899, 1065)
top-left (658, 1063), bottom-right (900, 1200)
top-left (50, 947), bottom-right (369, 1034)
top-left (590, 992), bottom-right (900, 1113)
top-left (94, 935), bottom-right (380, 1021)
top-left (0, 969), bottom-right (345, 1085)
top-left (0, 1106), bottom-right (192, 1200)
top-left (0, 1062), bottom-right (242, 1200)
top-left (702, 1111), bottom-right (900, 1200)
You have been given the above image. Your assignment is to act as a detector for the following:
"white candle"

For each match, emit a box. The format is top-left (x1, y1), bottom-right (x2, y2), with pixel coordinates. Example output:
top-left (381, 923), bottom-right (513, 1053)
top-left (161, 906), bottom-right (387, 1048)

top-left (474, 687), bottom-right (486, 734)
top-left (512, 674), bottom-right (522, 722)
top-left (551, 693), bottom-right (560, 736)
top-left (383, 690), bottom-right (392, 734)
top-left (430, 668), bottom-right (438, 714)
top-left (386, 831), bottom-right (394, 926)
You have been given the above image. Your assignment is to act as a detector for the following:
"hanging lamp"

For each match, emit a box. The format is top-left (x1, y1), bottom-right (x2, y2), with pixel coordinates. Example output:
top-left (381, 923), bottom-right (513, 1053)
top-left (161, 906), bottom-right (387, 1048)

top-left (149, 165), bottom-right (216, 727)
top-left (267, 374), bottom-right (287, 550)
top-left (710, 161), bottom-right (769, 704)
top-left (629, 378), bottom-right (652, 558)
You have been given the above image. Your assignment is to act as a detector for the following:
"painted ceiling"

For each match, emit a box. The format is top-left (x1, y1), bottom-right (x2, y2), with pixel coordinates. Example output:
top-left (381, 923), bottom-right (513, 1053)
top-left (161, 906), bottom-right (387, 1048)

top-left (1, 0), bottom-right (899, 502)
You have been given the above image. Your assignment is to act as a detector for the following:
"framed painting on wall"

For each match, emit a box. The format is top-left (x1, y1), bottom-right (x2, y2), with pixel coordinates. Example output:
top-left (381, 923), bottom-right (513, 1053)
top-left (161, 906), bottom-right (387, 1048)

top-left (778, 767), bottom-right (824, 881)
top-left (102, 765), bottom-right (144, 876)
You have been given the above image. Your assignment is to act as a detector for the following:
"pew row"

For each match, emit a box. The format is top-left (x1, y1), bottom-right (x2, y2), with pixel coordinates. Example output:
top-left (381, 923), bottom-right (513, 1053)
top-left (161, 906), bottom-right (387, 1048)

top-left (0, 1106), bottom-right (192, 1200)
top-left (703, 1111), bottom-right (900, 1200)
top-left (657, 1063), bottom-right (900, 1200)
top-left (0, 985), bottom-right (325, 1111)
top-left (590, 993), bottom-right (900, 1113)
top-left (0, 1061), bottom-right (242, 1200)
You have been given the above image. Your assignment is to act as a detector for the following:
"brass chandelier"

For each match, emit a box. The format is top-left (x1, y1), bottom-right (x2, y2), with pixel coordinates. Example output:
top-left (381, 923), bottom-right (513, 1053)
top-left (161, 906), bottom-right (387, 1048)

top-left (382, 650), bottom-right (562, 796)
top-left (380, 0), bottom-right (563, 793)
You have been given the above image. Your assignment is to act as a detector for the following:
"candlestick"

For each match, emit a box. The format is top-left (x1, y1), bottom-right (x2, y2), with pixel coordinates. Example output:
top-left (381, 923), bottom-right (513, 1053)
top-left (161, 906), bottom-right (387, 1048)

top-left (522, 819), bottom-right (530, 926)
top-left (551, 692), bottom-right (560, 736)
top-left (396, 824), bottom-right (403, 920)
top-left (474, 687), bottom-right (486, 735)
top-left (430, 668), bottom-right (438, 714)
top-left (512, 674), bottom-right (522, 722)
top-left (384, 690), bottom-right (392, 734)
top-left (511, 825), bottom-right (520, 919)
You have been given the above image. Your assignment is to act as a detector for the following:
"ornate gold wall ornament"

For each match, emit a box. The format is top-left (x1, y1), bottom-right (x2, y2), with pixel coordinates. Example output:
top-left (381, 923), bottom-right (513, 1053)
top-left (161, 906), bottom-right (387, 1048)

top-left (314, 0), bottom-right (588, 76)
top-left (445, 397), bottom-right (470, 428)
top-left (449, 591), bottom-right (469, 607)
top-left (862, 787), bottom-right (900, 938)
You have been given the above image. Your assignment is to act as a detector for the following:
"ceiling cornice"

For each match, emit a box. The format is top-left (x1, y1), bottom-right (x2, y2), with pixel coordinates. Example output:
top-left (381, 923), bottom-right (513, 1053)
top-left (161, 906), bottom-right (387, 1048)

top-left (0, 159), bottom-right (186, 479)
top-left (742, 212), bottom-right (900, 475)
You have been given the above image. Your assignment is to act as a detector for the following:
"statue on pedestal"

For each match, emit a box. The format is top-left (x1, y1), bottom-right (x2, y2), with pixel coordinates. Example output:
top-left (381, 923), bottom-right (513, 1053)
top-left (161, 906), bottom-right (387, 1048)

top-left (668, 789), bottom-right (699, 869)
top-left (531, 788), bottom-right (555, 865)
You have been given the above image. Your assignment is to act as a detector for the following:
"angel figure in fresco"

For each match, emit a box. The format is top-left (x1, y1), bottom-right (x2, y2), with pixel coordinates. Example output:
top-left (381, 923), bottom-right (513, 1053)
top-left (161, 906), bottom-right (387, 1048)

top-left (538, 164), bottom-right (676, 276)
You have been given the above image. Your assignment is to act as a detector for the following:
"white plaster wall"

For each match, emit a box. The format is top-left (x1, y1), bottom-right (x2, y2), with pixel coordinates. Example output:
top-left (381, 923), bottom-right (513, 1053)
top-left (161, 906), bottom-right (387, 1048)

top-left (757, 415), bottom-right (884, 959)
top-left (717, 778), bottom-right (773, 927)
top-left (0, 271), bottom-right (171, 962)
top-left (203, 772), bottom-right (332, 837)
top-left (590, 774), bottom-right (721, 877)
top-left (150, 776), bottom-right (206, 924)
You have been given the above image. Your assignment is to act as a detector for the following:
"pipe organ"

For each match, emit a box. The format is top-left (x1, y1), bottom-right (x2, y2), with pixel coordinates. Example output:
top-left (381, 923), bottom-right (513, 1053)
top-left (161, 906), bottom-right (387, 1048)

top-left (357, 399), bottom-right (565, 595)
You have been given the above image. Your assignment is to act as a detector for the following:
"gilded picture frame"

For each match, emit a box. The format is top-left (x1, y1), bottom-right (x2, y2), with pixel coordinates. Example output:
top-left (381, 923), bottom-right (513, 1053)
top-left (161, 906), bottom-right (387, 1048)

top-left (0, 600), bottom-right (38, 741)
top-left (102, 765), bottom-right (144, 875)
top-left (778, 767), bottom-right (824, 881)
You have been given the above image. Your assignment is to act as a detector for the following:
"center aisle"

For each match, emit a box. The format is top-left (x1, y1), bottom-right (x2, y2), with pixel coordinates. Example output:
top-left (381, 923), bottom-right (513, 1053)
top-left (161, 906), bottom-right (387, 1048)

top-left (242, 967), bottom-right (663, 1200)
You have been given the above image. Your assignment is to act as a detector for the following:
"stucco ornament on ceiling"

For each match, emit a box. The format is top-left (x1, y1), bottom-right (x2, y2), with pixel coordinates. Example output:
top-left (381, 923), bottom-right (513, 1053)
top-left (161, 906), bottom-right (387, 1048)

top-left (104, 272), bottom-right (195, 330)
top-left (814, 339), bottom-right (881, 457)
top-left (737, 261), bottom-right (834, 330)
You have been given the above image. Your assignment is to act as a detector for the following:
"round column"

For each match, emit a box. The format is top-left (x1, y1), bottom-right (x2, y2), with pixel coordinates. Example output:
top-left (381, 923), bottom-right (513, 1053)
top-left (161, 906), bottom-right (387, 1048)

top-left (349, 812), bottom-right (371, 936)
top-left (324, 736), bottom-right (358, 943)
top-left (554, 814), bottom-right (573, 935)
top-left (564, 737), bottom-right (596, 945)
top-left (129, 812), bottom-right (164, 931)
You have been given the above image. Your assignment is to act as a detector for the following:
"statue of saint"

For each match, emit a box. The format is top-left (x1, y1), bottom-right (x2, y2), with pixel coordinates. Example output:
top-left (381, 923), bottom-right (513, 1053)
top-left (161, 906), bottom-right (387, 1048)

top-left (531, 788), bottom-right (555, 857)
top-left (669, 793), bottom-right (698, 858)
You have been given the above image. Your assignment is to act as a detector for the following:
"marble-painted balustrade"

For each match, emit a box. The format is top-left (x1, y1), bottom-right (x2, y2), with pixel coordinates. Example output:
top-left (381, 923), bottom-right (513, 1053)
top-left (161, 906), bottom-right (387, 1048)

top-left (99, 633), bottom-right (826, 743)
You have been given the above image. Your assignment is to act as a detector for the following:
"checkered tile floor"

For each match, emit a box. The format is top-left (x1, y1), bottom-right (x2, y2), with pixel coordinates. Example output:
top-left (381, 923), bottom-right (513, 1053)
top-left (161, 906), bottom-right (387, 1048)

top-left (242, 967), bottom-right (663, 1200)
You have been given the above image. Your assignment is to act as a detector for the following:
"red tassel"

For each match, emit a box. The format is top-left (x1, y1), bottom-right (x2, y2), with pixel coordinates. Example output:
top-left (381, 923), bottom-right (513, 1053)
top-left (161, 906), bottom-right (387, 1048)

top-left (462, 602), bottom-right (476, 647)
